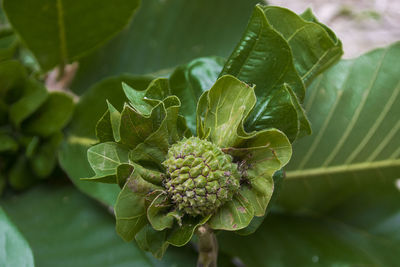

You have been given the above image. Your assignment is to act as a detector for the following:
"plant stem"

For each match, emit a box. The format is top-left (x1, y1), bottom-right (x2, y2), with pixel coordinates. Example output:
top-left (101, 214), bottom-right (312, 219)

top-left (196, 224), bottom-right (218, 267)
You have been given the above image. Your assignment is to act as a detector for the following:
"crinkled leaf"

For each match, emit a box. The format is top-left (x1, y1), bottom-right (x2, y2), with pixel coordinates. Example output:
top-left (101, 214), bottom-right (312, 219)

top-left (3, 0), bottom-right (141, 71)
top-left (166, 214), bottom-right (211, 247)
top-left (208, 192), bottom-right (254, 230)
top-left (129, 96), bottom-right (182, 168)
top-left (135, 225), bottom-right (169, 259)
top-left (199, 75), bottom-right (256, 147)
top-left (120, 103), bottom-right (165, 149)
top-left (115, 172), bottom-right (162, 242)
top-left (262, 6), bottom-right (342, 86)
top-left (237, 169), bottom-right (284, 235)
top-left (59, 75), bottom-right (153, 206)
top-left (220, 5), bottom-right (312, 141)
top-left (9, 79), bottom-right (48, 127)
top-left (86, 142), bottom-right (130, 183)
top-left (147, 192), bottom-right (180, 231)
top-left (95, 101), bottom-right (121, 143)
top-left (247, 84), bottom-right (298, 142)
top-left (226, 129), bottom-right (291, 216)
top-left (116, 163), bottom-right (134, 188)
top-left (169, 57), bottom-right (225, 132)
top-left (22, 92), bottom-right (74, 137)
top-left (0, 207), bottom-right (34, 267)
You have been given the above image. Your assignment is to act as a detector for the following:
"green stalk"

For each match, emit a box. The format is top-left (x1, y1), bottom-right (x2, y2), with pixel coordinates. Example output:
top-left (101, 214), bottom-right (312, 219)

top-left (197, 224), bottom-right (218, 267)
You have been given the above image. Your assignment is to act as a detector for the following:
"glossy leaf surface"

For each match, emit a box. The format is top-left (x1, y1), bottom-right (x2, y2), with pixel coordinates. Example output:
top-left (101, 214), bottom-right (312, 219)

top-left (3, 0), bottom-right (140, 71)
top-left (71, 0), bottom-right (260, 93)
top-left (280, 42), bottom-right (400, 212)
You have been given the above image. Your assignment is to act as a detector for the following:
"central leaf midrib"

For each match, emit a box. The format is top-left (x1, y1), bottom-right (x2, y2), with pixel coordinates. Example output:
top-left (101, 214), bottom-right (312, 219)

top-left (56, 0), bottom-right (68, 64)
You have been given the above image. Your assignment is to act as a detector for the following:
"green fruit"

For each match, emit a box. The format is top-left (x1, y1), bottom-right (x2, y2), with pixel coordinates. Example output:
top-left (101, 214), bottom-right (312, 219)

top-left (162, 137), bottom-right (240, 216)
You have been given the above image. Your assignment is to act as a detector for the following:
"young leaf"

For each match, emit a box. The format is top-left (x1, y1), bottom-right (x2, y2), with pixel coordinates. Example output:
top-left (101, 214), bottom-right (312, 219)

top-left (115, 172), bottom-right (162, 242)
top-left (86, 142), bottom-right (130, 183)
top-left (3, 0), bottom-right (141, 71)
top-left (135, 225), bottom-right (169, 259)
top-left (208, 192), bottom-right (254, 231)
top-left (199, 75), bottom-right (256, 148)
top-left (59, 75), bottom-right (153, 206)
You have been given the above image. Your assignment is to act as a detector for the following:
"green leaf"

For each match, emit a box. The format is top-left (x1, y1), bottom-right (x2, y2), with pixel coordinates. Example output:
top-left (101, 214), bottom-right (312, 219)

top-left (135, 225), bottom-right (169, 259)
top-left (120, 103), bottom-right (165, 149)
top-left (30, 132), bottom-right (63, 178)
top-left (86, 142), bottom-right (130, 183)
top-left (0, 60), bottom-right (26, 103)
top-left (8, 156), bottom-right (35, 190)
top-left (199, 75), bottom-right (256, 148)
top-left (218, 179), bottom-right (400, 266)
top-left (0, 31), bottom-right (18, 62)
top-left (22, 92), bottom-right (74, 137)
top-left (129, 96), bottom-right (183, 169)
top-left (1, 184), bottom-right (196, 267)
top-left (70, 0), bottom-right (260, 93)
top-left (220, 5), bottom-right (317, 141)
top-left (226, 129), bottom-right (291, 217)
top-left (3, 0), bottom-right (140, 71)
top-left (262, 6), bottom-right (343, 86)
top-left (208, 191), bottom-right (254, 231)
top-left (95, 101), bottom-right (121, 143)
top-left (169, 57), bottom-right (225, 132)
top-left (0, 132), bottom-right (18, 153)
top-left (237, 169), bottom-right (284, 235)
top-left (280, 42), bottom-right (400, 212)
top-left (147, 192), bottom-right (180, 231)
top-left (166, 214), bottom-right (211, 247)
top-left (59, 75), bottom-right (153, 206)
top-left (115, 172), bottom-right (162, 242)
top-left (9, 79), bottom-right (48, 127)
top-left (0, 207), bottom-right (34, 267)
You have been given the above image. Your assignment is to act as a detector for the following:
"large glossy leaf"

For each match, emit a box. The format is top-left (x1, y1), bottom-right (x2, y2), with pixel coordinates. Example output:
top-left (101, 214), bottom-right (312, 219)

top-left (220, 5), bottom-right (342, 142)
top-left (59, 75), bottom-right (153, 206)
top-left (3, 0), bottom-right (140, 71)
top-left (70, 0), bottom-right (260, 93)
top-left (263, 6), bottom-right (342, 86)
top-left (1, 184), bottom-right (197, 267)
top-left (0, 207), bottom-right (34, 267)
top-left (219, 177), bottom-right (400, 266)
top-left (280, 42), bottom-right (400, 212)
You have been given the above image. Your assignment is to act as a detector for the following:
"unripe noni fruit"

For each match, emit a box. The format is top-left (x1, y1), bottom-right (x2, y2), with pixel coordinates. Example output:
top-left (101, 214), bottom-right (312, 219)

top-left (162, 137), bottom-right (240, 216)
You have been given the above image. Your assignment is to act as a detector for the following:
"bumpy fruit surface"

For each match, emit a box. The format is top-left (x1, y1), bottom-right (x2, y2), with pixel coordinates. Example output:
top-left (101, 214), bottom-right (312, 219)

top-left (162, 137), bottom-right (240, 216)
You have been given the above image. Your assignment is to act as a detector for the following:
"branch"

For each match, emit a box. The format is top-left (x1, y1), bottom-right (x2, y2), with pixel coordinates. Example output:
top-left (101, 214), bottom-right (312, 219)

top-left (197, 224), bottom-right (218, 267)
